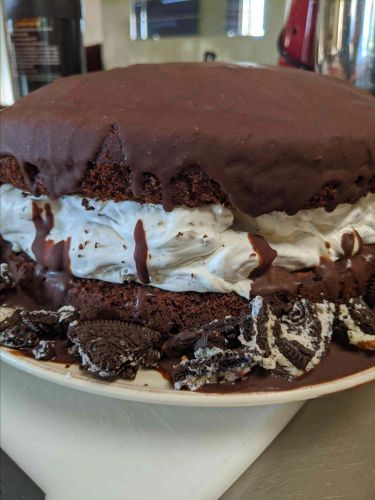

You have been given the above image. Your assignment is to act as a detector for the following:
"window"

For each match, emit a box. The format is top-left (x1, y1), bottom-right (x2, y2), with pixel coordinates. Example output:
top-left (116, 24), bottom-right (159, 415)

top-left (227, 0), bottom-right (265, 37)
top-left (129, 0), bottom-right (266, 40)
top-left (130, 0), bottom-right (199, 40)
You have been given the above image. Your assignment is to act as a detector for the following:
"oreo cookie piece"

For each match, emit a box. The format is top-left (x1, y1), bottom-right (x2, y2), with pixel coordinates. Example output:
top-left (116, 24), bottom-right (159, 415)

top-left (32, 340), bottom-right (56, 360)
top-left (0, 305), bottom-right (76, 356)
top-left (239, 296), bottom-right (335, 379)
top-left (193, 332), bottom-right (228, 358)
top-left (67, 320), bottom-right (161, 379)
top-left (162, 315), bottom-right (242, 358)
top-left (0, 263), bottom-right (14, 291)
top-left (0, 307), bottom-right (39, 348)
top-left (21, 306), bottom-right (76, 337)
top-left (173, 349), bottom-right (255, 391)
top-left (338, 298), bottom-right (375, 351)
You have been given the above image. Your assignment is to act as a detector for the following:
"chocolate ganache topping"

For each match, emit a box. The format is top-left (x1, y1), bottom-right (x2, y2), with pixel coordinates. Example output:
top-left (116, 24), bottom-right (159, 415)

top-left (1, 63), bottom-right (375, 216)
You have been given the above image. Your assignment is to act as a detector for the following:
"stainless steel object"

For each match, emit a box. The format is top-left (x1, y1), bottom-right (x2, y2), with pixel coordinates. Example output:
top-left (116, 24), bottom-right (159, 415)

top-left (316, 0), bottom-right (375, 94)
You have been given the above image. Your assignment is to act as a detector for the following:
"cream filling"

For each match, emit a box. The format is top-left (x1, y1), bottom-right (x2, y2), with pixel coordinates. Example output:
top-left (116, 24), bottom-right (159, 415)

top-left (0, 184), bottom-right (374, 299)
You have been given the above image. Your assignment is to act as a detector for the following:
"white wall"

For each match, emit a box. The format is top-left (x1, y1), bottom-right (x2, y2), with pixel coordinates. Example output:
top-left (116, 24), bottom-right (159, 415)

top-left (83, 0), bottom-right (104, 46)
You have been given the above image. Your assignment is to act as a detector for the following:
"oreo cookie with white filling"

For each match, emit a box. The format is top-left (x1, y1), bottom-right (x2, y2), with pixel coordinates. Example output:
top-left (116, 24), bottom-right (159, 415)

top-left (338, 298), bottom-right (375, 351)
top-left (67, 320), bottom-right (162, 379)
top-left (239, 296), bottom-right (335, 379)
top-left (173, 349), bottom-right (255, 391)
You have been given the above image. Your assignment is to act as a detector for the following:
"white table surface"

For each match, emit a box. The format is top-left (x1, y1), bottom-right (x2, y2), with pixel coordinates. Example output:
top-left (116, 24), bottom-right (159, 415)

top-left (0, 362), bottom-right (302, 500)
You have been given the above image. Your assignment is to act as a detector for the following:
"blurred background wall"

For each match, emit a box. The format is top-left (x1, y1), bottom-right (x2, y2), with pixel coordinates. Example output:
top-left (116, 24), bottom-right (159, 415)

top-left (99, 0), bottom-right (287, 68)
top-left (84, 0), bottom-right (104, 47)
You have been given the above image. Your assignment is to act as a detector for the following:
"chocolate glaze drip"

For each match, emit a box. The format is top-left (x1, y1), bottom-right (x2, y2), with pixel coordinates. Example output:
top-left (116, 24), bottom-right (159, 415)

top-left (341, 230), bottom-right (363, 258)
top-left (31, 202), bottom-right (71, 272)
top-left (341, 232), bottom-right (355, 258)
top-left (30, 202), bottom-right (73, 307)
top-left (34, 265), bottom-right (73, 309)
top-left (1, 63), bottom-right (375, 216)
top-left (248, 234), bottom-right (278, 278)
top-left (133, 219), bottom-right (150, 284)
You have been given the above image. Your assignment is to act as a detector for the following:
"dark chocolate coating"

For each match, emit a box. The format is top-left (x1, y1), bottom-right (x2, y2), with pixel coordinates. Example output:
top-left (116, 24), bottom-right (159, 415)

top-left (1, 63), bottom-right (374, 216)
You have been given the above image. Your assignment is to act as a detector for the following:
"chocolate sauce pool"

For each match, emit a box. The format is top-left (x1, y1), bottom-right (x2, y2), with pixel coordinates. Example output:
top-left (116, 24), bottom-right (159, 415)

top-left (8, 339), bottom-right (76, 365)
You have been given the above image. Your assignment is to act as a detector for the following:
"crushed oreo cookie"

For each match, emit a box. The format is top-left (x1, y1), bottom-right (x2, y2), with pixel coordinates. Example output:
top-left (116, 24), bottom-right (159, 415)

top-left (67, 320), bottom-right (161, 379)
top-left (171, 296), bottom-right (336, 389)
top-left (162, 316), bottom-right (242, 358)
top-left (21, 306), bottom-right (76, 337)
top-left (0, 308), bottom-right (39, 348)
top-left (338, 298), bottom-right (375, 351)
top-left (32, 340), bottom-right (56, 360)
top-left (173, 349), bottom-right (255, 391)
top-left (1, 286), bottom-right (373, 390)
top-left (238, 296), bottom-right (335, 379)
top-left (0, 263), bottom-right (14, 291)
top-left (0, 305), bottom-right (77, 360)
top-left (193, 332), bottom-right (228, 358)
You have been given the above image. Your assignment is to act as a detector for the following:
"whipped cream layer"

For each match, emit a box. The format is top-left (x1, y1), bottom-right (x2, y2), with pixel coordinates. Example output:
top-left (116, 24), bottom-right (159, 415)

top-left (1, 184), bottom-right (374, 299)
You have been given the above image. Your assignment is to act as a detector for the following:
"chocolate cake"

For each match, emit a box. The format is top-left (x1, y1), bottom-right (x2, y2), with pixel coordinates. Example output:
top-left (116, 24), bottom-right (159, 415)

top-left (1, 63), bottom-right (374, 391)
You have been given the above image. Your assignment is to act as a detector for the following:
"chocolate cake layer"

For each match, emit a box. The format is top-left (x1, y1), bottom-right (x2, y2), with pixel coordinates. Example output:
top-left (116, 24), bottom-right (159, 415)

top-left (2, 155), bottom-right (374, 213)
top-left (0, 156), bottom-right (228, 209)
top-left (2, 243), bottom-right (374, 336)
top-left (1, 63), bottom-right (375, 216)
